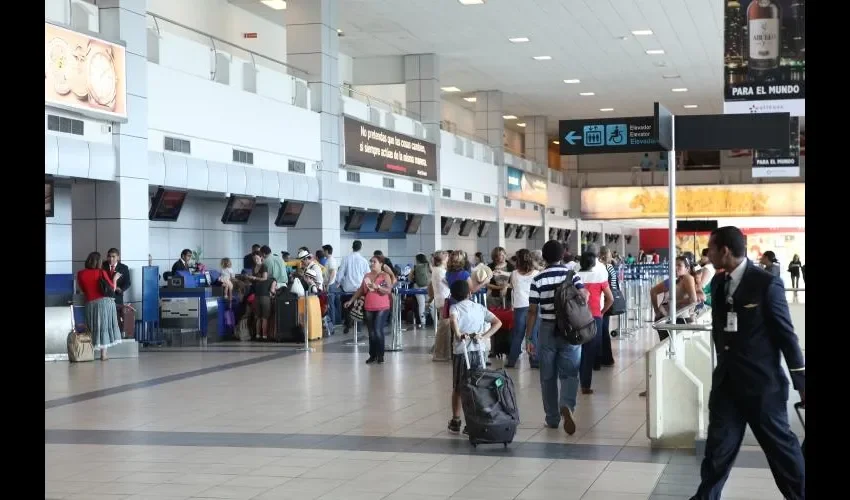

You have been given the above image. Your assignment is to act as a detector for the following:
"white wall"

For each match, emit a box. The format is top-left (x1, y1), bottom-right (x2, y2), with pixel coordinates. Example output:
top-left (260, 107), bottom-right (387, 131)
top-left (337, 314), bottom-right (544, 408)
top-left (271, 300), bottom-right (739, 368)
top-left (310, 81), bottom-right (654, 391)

top-left (148, 0), bottom-right (289, 64)
top-left (441, 100), bottom-right (476, 135)
top-left (338, 53), bottom-right (354, 85)
top-left (578, 152), bottom-right (649, 171)
top-left (46, 185), bottom-right (73, 275)
top-left (352, 84), bottom-right (407, 110)
top-left (440, 148), bottom-right (500, 201)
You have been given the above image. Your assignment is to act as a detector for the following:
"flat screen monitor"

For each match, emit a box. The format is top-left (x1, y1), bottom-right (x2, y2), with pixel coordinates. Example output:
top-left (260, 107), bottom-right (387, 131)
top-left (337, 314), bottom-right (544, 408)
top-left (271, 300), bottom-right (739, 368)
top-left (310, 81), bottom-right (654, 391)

top-left (344, 209), bottom-right (365, 232)
top-left (45, 178), bottom-right (54, 218)
top-left (515, 225), bottom-right (527, 239)
top-left (549, 228), bottom-right (557, 240)
top-left (458, 219), bottom-right (475, 237)
top-left (477, 221), bottom-right (491, 238)
top-left (274, 201), bottom-right (304, 227)
top-left (504, 223), bottom-right (515, 238)
top-left (440, 216), bottom-right (455, 236)
top-left (527, 226), bottom-right (539, 239)
top-left (221, 195), bottom-right (256, 224)
top-left (376, 211), bottom-right (395, 232)
top-left (149, 187), bottom-right (188, 222)
top-left (405, 214), bottom-right (423, 234)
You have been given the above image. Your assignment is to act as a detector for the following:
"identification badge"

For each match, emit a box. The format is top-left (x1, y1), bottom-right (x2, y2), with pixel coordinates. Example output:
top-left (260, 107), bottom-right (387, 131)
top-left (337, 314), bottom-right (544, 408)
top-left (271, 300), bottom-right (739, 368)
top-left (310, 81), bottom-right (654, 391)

top-left (725, 312), bottom-right (738, 333)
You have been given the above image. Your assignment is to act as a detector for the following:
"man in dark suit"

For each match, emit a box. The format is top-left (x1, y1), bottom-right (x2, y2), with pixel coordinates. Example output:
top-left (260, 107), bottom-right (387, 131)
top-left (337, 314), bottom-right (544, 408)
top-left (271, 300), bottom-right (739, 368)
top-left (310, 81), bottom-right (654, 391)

top-left (692, 226), bottom-right (805, 500)
top-left (103, 248), bottom-right (131, 305)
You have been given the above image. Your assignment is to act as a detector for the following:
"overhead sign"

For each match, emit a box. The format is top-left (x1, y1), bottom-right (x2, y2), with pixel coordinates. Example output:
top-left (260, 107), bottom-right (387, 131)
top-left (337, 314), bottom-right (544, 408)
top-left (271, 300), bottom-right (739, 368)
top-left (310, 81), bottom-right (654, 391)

top-left (343, 116), bottom-right (437, 182)
top-left (45, 22), bottom-right (127, 122)
top-left (506, 167), bottom-right (547, 206)
top-left (580, 183), bottom-right (805, 220)
top-left (723, 0), bottom-right (805, 117)
top-left (558, 116), bottom-right (661, 155)
top-left (674, 113), bottom-right (790, 151)
top-left (752, 116), bottom-right (801, 178)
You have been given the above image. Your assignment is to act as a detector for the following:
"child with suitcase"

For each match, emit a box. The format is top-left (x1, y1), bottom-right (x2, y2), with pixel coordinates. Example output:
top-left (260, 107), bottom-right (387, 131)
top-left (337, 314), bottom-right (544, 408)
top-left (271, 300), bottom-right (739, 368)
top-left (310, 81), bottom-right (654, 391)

top-left (447, 280), bottom-right (502, 435)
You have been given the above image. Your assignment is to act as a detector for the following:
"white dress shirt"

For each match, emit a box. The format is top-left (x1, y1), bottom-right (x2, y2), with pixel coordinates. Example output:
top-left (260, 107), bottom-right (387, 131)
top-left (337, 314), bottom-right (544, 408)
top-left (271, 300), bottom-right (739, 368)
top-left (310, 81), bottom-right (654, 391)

top-left (725, 258), bottom-right (749, 299)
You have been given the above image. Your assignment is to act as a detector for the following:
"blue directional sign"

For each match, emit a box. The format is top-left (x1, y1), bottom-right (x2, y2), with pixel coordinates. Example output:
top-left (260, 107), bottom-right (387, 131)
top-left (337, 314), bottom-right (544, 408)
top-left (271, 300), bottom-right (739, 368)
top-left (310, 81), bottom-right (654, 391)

top-left (606, 124), bottom-right (627, 146)
top-left (558, 116), bottom-right (662, 155)
top-left (583, 125), bottom-right (604, 146)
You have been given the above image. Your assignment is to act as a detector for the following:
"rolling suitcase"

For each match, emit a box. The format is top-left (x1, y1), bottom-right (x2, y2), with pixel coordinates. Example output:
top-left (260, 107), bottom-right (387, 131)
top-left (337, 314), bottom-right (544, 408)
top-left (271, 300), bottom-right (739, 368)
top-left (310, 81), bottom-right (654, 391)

top-left (459, 336), bottom-right (520, 448)
top-left (118, 304), bottom-right (135, 339)
top-left (274, 292), bottom-right (300, 342)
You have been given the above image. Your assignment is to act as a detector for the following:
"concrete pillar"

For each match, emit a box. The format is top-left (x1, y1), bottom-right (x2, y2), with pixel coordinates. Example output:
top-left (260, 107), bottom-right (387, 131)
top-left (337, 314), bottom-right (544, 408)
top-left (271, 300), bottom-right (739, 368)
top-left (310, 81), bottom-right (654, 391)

top-left (286, 0), bottom-right (341, 254)
top-left (72, 0), bottom-right (149, 305)
top-left (475, 90), bottom-right (506, 248)
top-left (524, 116), bottom-right (548, 165)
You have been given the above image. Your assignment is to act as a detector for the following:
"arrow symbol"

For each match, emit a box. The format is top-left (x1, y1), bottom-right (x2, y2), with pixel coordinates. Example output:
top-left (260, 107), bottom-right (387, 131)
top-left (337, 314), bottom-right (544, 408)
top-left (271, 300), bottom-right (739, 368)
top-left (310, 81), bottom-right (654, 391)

top-left (564, 131), bottom-right (582, 145)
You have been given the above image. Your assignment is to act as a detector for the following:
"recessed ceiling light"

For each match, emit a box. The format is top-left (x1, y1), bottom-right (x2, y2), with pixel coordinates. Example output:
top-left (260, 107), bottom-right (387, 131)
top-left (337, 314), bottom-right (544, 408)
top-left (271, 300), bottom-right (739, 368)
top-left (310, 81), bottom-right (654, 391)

top-left (646, 49), bottom-right (665, 55)
top-left (463, 97), bottom-right (477, 102)
top-left (600, 108), bottom-right (614, 112)
top-left (517, 122), bottom-right (526, 127)
top-left (441, 86), bottom-right (461, 92)
top-left (684, 104), bottom-right (699, 109)
top-left (579, 92), bottom-right (595, 96)
top-left (532, 55), bottom-right (552, 61)
top-left (552, 140), bottom-right (560, 145)
top-left (631, 29), bottom-right (654, 36)
top-left (458, 0), bottom-right (485, 5)
top-left (671, 88), bottom-right (689, 92)
top-left (563, 79), bottom-right (581, 84)
top-left (662, 74), bottom-right (680, 79)
top-left (503, 115), bottom-right (517, 120)
top-left (509, 37), bottom-right (529, 43)
top-left (260, 0), bottom-right (287, 10)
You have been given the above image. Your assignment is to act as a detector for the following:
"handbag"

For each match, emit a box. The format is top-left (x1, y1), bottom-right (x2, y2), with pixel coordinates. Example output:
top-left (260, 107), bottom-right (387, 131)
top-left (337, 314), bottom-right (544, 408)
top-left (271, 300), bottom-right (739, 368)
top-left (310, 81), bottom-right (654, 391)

top-left (67, 306), bottom-right (94, 362)
top-left (606, 288), bottom-right (627, 316)
top-left (99, 271), bottom-right (116, 298)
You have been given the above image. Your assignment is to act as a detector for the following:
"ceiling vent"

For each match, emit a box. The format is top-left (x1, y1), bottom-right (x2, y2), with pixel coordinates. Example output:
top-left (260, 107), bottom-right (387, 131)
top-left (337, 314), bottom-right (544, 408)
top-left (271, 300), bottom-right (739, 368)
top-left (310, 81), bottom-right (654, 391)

top-left (413, 182), bottom-right (423, 192)
top-left (383, 177), bottom-right (395, 188)
top-left (232, 149), bottom-right (254, 165)
top-left (164, 136), bottom-right (191, 154)
top-left (346, 171), bottom-right (360, 183)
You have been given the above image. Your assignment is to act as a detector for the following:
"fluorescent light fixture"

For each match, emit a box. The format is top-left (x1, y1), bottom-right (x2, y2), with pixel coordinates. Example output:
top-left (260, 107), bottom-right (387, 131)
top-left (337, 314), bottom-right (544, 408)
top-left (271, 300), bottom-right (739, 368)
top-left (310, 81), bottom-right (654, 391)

top-left (503, 115), bottom-right (518, 120)
top-left (509, 37), bottom-right (529, 43)
top-left (532, 55), bottom-right (552, 60)
top-left (260, 0), bottom-right (287, 10)
top-left (617, 36), bottom-right (629, 41)
top-left (646, 49), bottom-right (665, 55)
top-left (463, 97), bottom-right (477, 102)
top-left (671, 87), bottom-right (689, 92)
top-left (579, 92), bottom-right (595, 96)
top-left (684, 104), bottom-right (699, 109)
top-left (599, 108), bottom-right (614, 112)
top-left (458, 0), bottom-right (485, 4)
top-left (441, 86), bottom-right (461, 92)
top-left (337, 28), bottom-right (343, 34)
top-left (563, 79), bottom-right (581, 84)
top-left (654, 61), bottom-right (668, 67)
top-left (631, 29), bottom-right (654, 36)
top-left (662, 74), bottom-right (680, 79)
top-left (517, 122), bottom-right (526, 127)
top-left (552, 140), bottom-right (560, 145)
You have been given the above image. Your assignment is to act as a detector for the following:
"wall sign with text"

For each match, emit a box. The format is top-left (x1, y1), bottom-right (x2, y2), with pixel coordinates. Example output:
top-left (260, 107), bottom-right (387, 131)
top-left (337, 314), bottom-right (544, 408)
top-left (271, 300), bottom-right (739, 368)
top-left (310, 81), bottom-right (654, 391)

top-left (723, 0), bottom-right (805, 115)
top-left (506, 166), bottom-right (547, 206)
top-left (343, 116), bottom-right (437, 182)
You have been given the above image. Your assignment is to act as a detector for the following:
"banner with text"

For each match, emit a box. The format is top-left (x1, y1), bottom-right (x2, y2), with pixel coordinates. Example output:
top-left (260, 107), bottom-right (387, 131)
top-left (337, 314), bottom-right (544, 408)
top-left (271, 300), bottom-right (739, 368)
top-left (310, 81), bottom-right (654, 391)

top-left (752, 116), bottom-right (801, 177)
top-left (343, 116), bottom-right (437, 182)
top-left (506, 167), bottom-right (548, 206)
top-left (723, 0), bottom-right (805, 117)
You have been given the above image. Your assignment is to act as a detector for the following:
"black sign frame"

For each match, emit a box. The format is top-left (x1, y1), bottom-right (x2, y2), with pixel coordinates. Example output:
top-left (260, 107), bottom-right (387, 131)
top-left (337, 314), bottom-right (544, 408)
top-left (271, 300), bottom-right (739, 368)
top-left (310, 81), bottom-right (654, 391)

top-left (343, 116), bottom-right (437, 182)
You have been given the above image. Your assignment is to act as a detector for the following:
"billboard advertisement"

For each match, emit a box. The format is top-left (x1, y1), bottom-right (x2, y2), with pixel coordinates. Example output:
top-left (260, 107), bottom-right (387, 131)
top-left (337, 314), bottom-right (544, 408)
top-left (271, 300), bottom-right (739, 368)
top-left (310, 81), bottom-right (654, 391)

top-left (506, 167), bottom-right (547, 206)
top-left (723, 0), bottom-right (805, 117)
top-left (580, 183), bottom-right (805, 220)
top-left (45, 22), bottom-right (127, 122)
top-left (343, 116), bottom-right (437, 182)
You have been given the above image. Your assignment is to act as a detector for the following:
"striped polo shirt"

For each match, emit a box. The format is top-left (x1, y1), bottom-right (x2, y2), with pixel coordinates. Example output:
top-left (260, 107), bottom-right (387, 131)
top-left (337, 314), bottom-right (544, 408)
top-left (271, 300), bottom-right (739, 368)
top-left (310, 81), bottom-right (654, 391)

top-left (529, 262), bottom-right (586, 321)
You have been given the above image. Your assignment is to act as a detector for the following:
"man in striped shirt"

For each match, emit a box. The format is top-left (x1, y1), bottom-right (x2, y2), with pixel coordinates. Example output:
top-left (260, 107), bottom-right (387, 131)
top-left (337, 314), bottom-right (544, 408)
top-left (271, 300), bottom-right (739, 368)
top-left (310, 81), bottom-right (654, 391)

top-left (526, 240), bottom-right (587, 435)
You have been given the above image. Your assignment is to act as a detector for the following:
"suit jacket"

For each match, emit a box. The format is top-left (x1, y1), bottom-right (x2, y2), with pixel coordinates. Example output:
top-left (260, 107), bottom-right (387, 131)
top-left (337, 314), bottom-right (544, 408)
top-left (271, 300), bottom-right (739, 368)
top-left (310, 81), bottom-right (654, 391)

top-left (710, 261), bottom-right (805, 396)
top-left (103, 262), bottom-right (131, 306)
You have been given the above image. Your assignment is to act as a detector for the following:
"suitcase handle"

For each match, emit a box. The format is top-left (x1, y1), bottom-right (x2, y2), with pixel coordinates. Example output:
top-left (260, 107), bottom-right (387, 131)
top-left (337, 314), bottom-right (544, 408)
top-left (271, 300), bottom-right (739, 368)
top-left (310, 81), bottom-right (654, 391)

top-left (461, 334), bottom-right (486, 370)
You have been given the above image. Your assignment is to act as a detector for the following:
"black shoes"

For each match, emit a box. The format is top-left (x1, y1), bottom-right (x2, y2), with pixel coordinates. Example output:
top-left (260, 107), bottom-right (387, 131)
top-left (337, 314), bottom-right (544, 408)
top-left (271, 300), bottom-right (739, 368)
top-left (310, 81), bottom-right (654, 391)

top-left (448, 417), bottom-right (462, 434)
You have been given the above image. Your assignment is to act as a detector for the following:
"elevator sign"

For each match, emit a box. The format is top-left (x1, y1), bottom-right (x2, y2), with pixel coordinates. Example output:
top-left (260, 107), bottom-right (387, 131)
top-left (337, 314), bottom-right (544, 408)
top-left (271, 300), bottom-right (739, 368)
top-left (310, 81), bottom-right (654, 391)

top-left (558, 116), bottom-right (663, 155)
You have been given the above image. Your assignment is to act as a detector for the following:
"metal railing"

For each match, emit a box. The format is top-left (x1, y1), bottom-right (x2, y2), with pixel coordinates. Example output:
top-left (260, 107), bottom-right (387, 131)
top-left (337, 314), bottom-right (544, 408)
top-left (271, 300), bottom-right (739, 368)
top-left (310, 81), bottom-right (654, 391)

top-left (146, 12), bottom-right (311, 109)
top-left (340, 84), bottom-right (421, 121)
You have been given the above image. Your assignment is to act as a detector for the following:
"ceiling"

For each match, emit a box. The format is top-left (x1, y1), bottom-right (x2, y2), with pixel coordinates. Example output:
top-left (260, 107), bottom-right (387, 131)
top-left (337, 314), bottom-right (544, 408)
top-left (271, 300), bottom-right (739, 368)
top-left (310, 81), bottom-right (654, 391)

top-left (337, 0), bottom-right (724, 134)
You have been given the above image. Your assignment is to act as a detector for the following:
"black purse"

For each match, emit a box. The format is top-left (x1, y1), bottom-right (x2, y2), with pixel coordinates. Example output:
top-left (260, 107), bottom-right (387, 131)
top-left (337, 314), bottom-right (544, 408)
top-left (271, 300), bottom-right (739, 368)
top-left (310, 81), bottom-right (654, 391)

top-left (99, 271), bottom-right (116, 298)
top-left (607, 288), bottom-right (627, 316)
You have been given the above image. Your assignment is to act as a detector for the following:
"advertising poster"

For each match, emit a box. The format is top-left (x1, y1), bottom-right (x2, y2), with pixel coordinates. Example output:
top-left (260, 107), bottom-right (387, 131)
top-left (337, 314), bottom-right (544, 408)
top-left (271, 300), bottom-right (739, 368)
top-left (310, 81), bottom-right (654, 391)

top-left (45, 22), bottom-right (127, 121)
top-left (752, 116), bottom-right (801, 177)
top-left (580, 183), bottom-right (805, 220)
top-left (506, 167), bottom-right (548, 206)
top-left (723, 0), bottom-right (805, 116)
top-left (343, 116), bottom-right (437, 182)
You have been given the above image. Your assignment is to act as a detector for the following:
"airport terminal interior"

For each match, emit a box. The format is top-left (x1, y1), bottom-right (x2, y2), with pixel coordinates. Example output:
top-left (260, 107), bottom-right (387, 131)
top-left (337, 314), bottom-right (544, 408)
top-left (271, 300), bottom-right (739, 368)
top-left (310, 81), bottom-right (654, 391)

top-left (45, 1), bottom-right (806, 499)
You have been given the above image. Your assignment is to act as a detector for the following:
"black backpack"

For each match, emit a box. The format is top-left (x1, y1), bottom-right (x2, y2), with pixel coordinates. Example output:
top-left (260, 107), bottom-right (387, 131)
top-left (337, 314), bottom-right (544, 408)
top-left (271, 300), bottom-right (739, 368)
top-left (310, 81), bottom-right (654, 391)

top-left (554, 270), bottom-right (598, 345)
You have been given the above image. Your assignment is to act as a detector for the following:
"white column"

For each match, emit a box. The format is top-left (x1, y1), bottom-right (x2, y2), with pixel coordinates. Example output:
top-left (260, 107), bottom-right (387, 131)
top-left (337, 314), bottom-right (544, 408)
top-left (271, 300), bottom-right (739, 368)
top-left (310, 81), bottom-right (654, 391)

top-left (524, 115), bottom-right (548, 165)
top-left (475, 90), bottom-right (506, 248)
top-left (286, 0), bottom-right (341, 254)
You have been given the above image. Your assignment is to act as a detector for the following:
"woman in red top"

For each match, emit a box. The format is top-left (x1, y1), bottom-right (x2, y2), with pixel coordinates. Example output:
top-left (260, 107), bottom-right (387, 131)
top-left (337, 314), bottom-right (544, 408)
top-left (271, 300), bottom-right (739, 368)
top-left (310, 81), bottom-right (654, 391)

top-left (344, 255), bottom-right (392, 365)
top-left (576, 251), bottom-right (613, 395)
top-left (77, 252), bottom-right (122, 360)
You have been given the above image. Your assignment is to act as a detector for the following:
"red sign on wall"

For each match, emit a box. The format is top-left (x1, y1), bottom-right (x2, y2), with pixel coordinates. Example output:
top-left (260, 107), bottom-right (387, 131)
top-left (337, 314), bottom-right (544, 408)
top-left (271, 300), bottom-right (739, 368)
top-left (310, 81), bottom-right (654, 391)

top-left (243, 33), bottom-right (258, 39)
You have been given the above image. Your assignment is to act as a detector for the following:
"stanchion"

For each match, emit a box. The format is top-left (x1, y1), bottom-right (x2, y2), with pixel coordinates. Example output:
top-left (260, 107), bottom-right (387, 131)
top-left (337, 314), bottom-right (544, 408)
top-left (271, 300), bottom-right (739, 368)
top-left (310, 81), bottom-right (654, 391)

top-left (340, 292), bottom-right (366, 347)
top-left (385, 286), bottom-right (404, 352)
top-left (297, 290), bottom-right (315, 353)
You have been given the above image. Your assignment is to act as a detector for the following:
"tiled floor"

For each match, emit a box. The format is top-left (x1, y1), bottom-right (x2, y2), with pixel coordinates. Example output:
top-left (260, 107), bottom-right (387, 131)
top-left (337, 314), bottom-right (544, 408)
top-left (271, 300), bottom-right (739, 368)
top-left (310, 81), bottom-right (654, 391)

top-left (45, 323), bottom-right (797, 499)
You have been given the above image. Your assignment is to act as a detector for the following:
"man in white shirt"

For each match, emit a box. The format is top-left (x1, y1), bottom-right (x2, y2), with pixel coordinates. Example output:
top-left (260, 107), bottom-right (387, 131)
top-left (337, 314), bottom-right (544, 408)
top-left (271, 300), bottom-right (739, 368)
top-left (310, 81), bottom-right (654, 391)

top-left (322, 244), bottom-right (340, 327)
top-left (297, 249), bottom-right (324, 291)
top-left (336, 240), bottom-right (370, 334)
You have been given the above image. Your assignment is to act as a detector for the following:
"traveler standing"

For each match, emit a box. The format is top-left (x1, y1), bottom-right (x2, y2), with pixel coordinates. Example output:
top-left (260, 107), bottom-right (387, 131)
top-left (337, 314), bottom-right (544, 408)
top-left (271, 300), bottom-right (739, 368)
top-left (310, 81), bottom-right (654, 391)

top-left (575, 249), bottom-right (612, 395)
top-left (344, 255), bottom-right (392, 364)
top-left (507, 249), bottom-right (540, 368)
top-left (336, 240), bottom-right (370, 333)
top-left (77, 252), bottom-right (122, 360)
top-left (409, 253), bottom-right (431, 328)
top-left (787, 254), bottom-right (803, 289)
top-left (691, 226), bottom-right (805, 500)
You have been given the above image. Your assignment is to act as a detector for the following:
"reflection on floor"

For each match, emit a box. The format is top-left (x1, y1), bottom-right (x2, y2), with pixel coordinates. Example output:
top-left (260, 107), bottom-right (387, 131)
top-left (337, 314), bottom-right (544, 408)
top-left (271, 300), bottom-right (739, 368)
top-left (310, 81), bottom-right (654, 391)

top-left (45, 323), bottom-right (797, 499)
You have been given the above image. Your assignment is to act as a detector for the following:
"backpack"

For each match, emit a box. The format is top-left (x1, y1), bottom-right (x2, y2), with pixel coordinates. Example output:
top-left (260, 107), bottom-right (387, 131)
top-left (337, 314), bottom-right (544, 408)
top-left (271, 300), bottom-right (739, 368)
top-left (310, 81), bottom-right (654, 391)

top-left (554, 270), bottom-right (598, 345)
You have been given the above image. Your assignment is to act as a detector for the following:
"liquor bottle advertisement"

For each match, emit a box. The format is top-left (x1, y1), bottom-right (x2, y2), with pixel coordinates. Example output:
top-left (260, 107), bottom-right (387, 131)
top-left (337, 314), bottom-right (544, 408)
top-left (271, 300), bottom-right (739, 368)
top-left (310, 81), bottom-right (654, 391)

top-left (724, 0), bottom-right (805, 113)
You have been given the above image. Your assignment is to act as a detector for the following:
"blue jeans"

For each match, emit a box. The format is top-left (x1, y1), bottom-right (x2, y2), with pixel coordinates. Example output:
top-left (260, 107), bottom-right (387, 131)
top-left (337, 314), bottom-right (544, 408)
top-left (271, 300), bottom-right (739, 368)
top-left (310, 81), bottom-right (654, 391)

top-left (365, 309), bottom-right (389, 359)
top-left (537, 320), bottom-right (581, 425)
top-left (580, 317), bottom-right (604, 390)
top-left (509, 307), bottom-right (540, 365)
top-left (327, 284), bottom-right (341, 327)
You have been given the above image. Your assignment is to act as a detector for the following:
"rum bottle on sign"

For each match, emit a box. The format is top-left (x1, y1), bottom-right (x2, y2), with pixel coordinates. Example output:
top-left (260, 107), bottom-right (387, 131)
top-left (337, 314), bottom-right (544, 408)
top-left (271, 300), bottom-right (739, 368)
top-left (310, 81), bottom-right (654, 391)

top-left (747, 0), bottom-right (781, 78)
